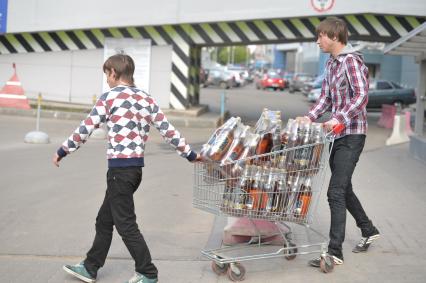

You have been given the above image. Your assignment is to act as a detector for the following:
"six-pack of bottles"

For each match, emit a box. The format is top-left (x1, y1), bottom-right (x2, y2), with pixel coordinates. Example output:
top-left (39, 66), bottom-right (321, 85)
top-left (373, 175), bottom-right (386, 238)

top-left (200, 109), bottom-right (326, 222)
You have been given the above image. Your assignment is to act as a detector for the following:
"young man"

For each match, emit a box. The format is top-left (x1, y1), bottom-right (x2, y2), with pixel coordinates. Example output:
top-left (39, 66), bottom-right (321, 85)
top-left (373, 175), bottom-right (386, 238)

top-left (53, 54), bottom-right (201, 283)
top-left (296, 17), bottom-right (380, 267)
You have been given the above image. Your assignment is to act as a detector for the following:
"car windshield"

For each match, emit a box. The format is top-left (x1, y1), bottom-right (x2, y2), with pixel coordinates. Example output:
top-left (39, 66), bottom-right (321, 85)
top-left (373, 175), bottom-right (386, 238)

top-left (391, 82), bottom-right (403, 89)
top-left (268, 74), bottom-right (281, 79)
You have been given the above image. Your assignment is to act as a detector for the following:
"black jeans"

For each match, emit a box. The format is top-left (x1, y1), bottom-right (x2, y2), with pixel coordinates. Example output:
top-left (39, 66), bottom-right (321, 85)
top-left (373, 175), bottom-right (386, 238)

top-left (84, 167), bottom-right (158, 279)
top-left (327, 135), bottom-right (375, 259)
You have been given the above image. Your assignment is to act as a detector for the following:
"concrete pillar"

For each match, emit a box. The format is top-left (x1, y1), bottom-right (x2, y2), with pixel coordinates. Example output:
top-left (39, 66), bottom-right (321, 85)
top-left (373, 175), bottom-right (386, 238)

top-left (414, 60), bottom-right (425, 135)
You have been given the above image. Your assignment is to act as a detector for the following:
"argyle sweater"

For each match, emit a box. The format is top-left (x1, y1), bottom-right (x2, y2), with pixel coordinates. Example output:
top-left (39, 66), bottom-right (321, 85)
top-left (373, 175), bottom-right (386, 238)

top-left (57, 85), bottom-right (196, 167)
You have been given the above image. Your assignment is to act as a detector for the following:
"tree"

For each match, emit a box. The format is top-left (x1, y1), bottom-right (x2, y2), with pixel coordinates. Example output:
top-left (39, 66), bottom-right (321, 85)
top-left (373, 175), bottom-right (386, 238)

top-left (217, 46), bottom-right (250, 65)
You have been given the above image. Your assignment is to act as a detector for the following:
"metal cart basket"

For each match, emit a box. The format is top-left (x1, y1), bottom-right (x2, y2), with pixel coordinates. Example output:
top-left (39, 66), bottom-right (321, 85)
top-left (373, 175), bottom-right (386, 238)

top-left (193, 125), bottom-right (343, 281)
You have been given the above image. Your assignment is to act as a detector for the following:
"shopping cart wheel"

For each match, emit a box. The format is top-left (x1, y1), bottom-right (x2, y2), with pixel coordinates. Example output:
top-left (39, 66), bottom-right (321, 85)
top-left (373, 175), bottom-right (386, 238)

top-left (227, 262), bottom-right (246, 281)
top-left (211, 261), bottom-right (229, 275)
top-left (284, 242), bottom-right (298, 260)
top-left (320, 255), bottom-right (334, 273)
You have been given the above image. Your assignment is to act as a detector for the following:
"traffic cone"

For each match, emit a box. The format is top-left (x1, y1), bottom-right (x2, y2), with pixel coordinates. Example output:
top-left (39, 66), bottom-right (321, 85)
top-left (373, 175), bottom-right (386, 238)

top-left (0, 63), bottom-right (31, 109)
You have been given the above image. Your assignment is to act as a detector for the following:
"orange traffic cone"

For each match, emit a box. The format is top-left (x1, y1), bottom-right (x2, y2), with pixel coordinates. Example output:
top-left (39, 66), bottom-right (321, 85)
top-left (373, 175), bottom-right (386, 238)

top-left (0, 63), bottom-right (31, 109)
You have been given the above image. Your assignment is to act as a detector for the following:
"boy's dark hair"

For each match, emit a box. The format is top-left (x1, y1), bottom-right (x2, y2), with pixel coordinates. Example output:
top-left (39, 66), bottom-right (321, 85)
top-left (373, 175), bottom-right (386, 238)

top-left (103, 54), bottom-right (135, 85)
top-left (316, 17), bottom-right (348, 45)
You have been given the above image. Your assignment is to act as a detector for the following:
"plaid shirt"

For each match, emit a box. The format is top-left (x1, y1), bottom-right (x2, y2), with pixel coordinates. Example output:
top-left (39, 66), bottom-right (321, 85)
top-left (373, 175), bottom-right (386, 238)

top-left (307, 51), bottom-right (369, 138)
top-left (57, 85), bottom-right (196, 167)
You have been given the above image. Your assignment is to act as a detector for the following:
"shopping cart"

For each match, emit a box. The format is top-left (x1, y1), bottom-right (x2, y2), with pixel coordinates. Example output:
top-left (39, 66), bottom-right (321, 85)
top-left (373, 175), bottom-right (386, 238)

top-left (193, 124), bottom-right (344, 281)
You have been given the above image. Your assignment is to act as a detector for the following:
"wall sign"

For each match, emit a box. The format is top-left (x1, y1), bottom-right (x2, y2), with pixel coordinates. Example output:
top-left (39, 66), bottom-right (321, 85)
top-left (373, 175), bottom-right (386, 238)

top-left (310, 0), bottom-right (335, 13)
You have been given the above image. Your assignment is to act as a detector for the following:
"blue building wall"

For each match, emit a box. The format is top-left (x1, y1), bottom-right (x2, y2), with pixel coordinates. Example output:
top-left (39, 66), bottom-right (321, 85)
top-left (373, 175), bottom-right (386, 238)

top-left (273, 48), bottom-right (285, 70)
top-left (317, 51), bottom-right (329, 76)
top-left (361, 51), bottom-right (418, 87)
top-left (400, 56), bottom-right (419, 88)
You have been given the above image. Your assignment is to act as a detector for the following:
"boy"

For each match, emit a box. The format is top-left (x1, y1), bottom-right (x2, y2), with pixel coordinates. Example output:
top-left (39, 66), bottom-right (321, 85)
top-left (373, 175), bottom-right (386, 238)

top-left (296, 17), bottom-right (380, 267)
top-left (53, 54), bottom-right (200, 283)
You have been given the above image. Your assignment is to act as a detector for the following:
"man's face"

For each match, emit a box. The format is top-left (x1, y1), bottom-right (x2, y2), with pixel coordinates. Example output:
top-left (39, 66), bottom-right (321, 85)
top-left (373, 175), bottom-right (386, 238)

top-left (316, 32), bottom-right (335, 53)
top-left (105, 69), bottom-right (118, 88)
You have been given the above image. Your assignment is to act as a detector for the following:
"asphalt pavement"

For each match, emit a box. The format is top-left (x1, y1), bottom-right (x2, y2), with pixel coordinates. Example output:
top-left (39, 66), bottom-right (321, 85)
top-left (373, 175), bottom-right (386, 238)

top-left (0, 89), bottom-right (425, 283)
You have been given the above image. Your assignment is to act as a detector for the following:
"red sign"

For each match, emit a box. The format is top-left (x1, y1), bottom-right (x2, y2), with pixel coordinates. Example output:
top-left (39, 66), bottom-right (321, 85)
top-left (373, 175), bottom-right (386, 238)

top-left (310, 0), bottom-right (335, 13)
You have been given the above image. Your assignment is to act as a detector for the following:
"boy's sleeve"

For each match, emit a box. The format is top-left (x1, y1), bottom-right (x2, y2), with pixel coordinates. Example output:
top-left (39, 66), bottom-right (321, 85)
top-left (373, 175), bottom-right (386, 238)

top-left (333, 56), bottom-right (369, 124)
top-left (57, 97), bottom-right (108, 158)
top-left (306, 74), bottom-right (332, 121)
top-left (146, 96), bottom-right (196, 162)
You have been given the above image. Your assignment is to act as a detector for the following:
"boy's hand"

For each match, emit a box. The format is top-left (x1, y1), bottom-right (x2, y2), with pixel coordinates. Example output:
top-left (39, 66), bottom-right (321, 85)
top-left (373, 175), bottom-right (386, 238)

top-left (295, 116), bottom-right (311, 124)
top-left (191, 153), bottom-right (203, 163)
top-left (52, 153), bottom-right (63, 167)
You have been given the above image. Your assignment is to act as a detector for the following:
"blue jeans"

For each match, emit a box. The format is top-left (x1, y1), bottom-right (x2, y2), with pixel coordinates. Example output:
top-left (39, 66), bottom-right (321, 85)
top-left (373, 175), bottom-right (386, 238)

top-left (327, 135), bottom-right (375, 259)
top-left (84, 167), bottom-right (158, 279)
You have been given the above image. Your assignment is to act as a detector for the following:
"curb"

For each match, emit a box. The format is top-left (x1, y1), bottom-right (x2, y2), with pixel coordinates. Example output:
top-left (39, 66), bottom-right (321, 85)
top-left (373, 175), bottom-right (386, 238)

top-left (0, 106), bottom-right (221, 129)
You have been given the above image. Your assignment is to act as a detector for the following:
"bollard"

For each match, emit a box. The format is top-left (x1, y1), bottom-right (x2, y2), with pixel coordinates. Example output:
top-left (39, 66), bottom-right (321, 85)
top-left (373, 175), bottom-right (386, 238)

top-left (377, 104), bottom-right (397, 129)
top-left (386, 114), bottom-right (410, 146)
top-left (220, 91), bottom-right (227, 125)
top-left (24, 93), bottom-right (50, 144)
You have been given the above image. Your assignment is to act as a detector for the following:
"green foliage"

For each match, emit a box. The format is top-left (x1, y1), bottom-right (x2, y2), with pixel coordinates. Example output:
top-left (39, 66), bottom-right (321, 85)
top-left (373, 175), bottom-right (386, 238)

top-left (215, 46), bottom-right (250, 65)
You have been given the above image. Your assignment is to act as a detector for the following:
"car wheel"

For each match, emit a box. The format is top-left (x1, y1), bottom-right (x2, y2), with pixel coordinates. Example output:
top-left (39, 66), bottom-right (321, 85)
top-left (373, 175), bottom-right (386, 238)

top-left (220, 82), bottom-right (227, 89)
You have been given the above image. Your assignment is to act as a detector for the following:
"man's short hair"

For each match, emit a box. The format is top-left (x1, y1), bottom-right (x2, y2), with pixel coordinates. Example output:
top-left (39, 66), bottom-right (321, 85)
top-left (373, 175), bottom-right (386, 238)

top-left (103, 54), bottom-right (135, 85)
top-left (316, 17), bottom-right (348, 45)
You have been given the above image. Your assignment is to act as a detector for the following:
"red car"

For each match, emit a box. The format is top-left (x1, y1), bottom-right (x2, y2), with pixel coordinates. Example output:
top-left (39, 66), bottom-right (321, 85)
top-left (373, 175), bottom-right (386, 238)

top-left (257, 73), bottom-right (285, 91)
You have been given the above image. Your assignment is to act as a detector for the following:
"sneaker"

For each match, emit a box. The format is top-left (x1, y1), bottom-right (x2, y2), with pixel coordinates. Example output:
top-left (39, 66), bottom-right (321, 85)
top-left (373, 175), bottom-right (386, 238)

top-left (308, 254), bottom-right (344, 267)
top-left (353, 229), bottom-right (380, 253)
top-left (63, 262), bottom-right (96, 283)
top-left (125, 272), bottom-right (158, 283)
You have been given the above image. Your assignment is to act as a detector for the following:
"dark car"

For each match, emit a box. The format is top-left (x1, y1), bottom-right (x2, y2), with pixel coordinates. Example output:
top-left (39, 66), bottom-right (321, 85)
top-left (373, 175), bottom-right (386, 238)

top-left (282, 73), bottom-right (294, 89)
top-left (289, 73), bottom-right (314, 93)
top-left (302, 74), bottom-right (324, 96)
top-left (256, 72), bottom-right (285, 91)
top-left (367, 80), bottom-right (416, 108)
top-left (204, 68), bottom-right (234, 89)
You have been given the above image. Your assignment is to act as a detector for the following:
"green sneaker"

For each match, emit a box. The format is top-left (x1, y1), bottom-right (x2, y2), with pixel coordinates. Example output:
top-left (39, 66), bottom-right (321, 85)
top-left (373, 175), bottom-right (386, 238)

top-left (125, 272), bottom-right (158, 283)
top-left (63, 262), bottom-right (96, 283)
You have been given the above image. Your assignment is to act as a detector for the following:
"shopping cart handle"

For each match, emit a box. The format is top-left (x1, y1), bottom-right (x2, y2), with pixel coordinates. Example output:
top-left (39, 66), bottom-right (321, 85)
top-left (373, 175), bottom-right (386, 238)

top-left (332, 123), bottom-right (345, 134)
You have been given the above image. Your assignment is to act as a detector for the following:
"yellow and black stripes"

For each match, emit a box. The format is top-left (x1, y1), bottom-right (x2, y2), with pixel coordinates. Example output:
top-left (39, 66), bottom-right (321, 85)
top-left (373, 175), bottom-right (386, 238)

top-left (0, 14), bottom-right (425, 109)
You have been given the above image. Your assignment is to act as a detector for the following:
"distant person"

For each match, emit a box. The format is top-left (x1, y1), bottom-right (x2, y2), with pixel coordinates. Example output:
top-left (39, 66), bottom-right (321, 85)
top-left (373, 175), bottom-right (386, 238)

top-left (53, 54), bottom-right (201, 283)
top-left (296, 17), bottom-right (380, 268)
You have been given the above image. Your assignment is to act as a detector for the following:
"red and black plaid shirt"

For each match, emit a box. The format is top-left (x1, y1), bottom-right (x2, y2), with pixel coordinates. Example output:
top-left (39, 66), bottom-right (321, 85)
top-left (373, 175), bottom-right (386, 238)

top-left (307, 51), bottom-right (369, 138)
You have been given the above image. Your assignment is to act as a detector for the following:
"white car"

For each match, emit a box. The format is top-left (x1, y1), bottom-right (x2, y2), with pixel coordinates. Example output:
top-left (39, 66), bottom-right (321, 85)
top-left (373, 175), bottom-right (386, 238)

top-left (226, 69), bottom-right (245, 87)
top-left (307, 88), bottom-right (321, 102)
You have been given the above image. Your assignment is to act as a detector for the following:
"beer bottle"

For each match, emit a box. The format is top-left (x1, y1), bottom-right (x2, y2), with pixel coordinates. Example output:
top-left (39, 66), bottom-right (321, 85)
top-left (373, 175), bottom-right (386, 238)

top-left (201, 116), bottom-right (238, 158)
top-left (208, 117), bottom-right (241, 161)
top-left (231, 132), bottom-right (261, 176)
top-left (248, 166), bottom-right (267, 211)
top-left (285, 121), bottom-right (301, 171)
top-left (220, 125), bottom-right (250, 166)
top-left (298, 177), bottom-right (313, 218)
top-left (272, 169), bottom-right (287, 214)
top-left (264, 167), bottom-right (277, 213)
top-left (285, 172), bottom-right (302, 217)
top-left (309, 123), bottom-right (324, 176)
top-left (232, 165), bottom-right (252, 210)
top-left (294, 122), bottom-right (312, 169)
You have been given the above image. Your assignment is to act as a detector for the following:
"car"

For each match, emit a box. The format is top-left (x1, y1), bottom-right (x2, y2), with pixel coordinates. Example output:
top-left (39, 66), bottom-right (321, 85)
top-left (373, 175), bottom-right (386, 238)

top-left (256, 72), bottom-right (285, 91)
top-left (226, 69), bottom-right (245, 87)
top-left (367, 80), bottom-right (416, 108)
top-left (282, 73), bottom-right (294, 89)
top-left (204, 68), bottom-right (234, 89)
top-left (307, 87), bottom-right (321, 102)
top-left (302, 74), bottom-right (324, 96)
top-left (289, 73), bottom-right (314, 93)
